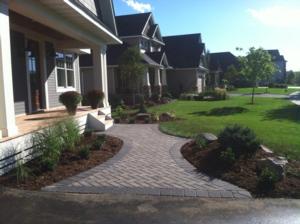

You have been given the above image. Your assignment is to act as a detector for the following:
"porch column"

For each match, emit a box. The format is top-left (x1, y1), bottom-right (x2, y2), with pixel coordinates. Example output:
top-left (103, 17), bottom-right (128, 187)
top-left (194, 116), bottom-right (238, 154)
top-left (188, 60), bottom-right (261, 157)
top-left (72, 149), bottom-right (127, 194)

top-left (92, 45), bottom-right (109, 108)
top-left (154, 68), bottom-right (162, 96)
top-left (143, 68), bottom-right (151, 99)
top-left (0, 1), bottom-right (18, 138)
top-left (161, 69), bottom-right (168, 95)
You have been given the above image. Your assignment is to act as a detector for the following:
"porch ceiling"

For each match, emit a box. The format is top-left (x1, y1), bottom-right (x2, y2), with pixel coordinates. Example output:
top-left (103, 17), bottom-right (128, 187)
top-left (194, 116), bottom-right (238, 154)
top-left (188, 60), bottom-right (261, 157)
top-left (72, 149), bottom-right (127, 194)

top-left (10, 11), bottom-right (89, 49)
top-left (9, 0), bottom-right (121, 46)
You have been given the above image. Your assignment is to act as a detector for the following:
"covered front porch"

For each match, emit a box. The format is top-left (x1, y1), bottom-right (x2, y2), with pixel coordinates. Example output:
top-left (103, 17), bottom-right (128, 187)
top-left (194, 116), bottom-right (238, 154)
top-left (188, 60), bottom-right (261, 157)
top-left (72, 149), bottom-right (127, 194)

top-left (0, 0), bottom-right (121, 139)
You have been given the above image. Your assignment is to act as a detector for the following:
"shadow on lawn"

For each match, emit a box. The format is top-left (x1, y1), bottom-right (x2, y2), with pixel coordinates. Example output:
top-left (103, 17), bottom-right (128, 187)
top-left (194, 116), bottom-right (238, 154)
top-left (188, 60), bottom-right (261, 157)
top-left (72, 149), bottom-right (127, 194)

top-left (264, 104), bottom-right (300, 122)
top-left (191, 107), bottom-right (248, 117)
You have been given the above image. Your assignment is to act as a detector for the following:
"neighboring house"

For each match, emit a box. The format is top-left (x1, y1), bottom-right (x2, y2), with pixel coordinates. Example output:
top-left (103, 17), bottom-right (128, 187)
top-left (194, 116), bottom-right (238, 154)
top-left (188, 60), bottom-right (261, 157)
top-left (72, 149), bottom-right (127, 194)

top-left (80, 12), bottom-right (169, 101)
top-left (209, 52), bottom-right (238, 87)
top-left (163, 34), bottom-right (208, 97)
top-left (0, 0), bottom-right (121, 139)
top-left (267, 50), bottom-right (287, 83)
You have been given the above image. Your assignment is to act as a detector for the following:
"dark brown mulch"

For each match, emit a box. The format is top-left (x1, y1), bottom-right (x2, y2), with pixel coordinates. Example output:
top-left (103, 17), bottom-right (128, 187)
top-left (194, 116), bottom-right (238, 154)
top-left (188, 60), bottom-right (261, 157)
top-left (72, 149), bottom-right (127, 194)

top-left (0, 135), bottom-right (123, 191)
top-left (181, 141), bottom-right (300, 198)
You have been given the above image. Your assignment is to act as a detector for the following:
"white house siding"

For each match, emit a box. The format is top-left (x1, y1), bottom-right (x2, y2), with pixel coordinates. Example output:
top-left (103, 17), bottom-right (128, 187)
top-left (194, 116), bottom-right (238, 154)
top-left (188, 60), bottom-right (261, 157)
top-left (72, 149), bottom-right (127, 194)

top-left (167, 69), bottom-right (197, 97)
top-left (46, 42), bottom-right (81, 108)
top-left (80, 67), bottom-right (94, 94)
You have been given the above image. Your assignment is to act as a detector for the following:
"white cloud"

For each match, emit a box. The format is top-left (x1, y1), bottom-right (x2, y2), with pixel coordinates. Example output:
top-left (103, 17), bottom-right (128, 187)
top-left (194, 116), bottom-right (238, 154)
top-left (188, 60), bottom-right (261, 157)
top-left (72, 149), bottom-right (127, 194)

top-left (248, 5), bottom-right (300, 28)
top-left (122, 0), bottom-right (152, 13)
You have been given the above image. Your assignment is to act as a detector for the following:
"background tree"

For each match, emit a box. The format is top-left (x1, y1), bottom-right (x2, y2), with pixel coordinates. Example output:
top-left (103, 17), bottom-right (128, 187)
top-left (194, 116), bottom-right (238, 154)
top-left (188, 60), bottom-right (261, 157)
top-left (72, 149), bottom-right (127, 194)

top-left (224, 65), bottom-right (240, 86)
top-left (286, 70), bottom-right (295, 85)
top-left (118, 47), bottom-right (145, 104)
top-left (239, 47), bottom-right (277, 104)
top-left (295, 71), bottom-right (300, 86)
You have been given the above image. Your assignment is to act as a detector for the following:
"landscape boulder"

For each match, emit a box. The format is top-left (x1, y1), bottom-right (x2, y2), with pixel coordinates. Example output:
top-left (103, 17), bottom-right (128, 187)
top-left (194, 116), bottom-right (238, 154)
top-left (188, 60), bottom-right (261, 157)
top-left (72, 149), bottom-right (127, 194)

top-left (257, 156), bottom-right (288, 180)
top-left (202, 133), bottom-right (218, 143)
top-left (136, 113), bottom-right (151, 121)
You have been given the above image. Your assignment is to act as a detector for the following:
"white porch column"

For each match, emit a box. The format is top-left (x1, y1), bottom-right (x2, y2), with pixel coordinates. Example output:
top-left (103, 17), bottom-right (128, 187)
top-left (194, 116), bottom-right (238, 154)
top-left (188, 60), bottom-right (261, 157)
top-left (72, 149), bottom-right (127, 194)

top-left (143, 68), bottom-right (151, 98)
top-left (154, 67), bottom-right (162, 95)
top-left (0, 1), bottom-right (18, 138)
top-left (92, 45), bottom-right (109, 108)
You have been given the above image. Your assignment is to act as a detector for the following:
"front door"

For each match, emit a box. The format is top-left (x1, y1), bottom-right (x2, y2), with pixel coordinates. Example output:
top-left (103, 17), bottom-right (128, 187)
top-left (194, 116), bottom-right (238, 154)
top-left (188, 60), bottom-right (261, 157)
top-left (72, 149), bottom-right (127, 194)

top-left (26, 39), bottom-right (43, 112)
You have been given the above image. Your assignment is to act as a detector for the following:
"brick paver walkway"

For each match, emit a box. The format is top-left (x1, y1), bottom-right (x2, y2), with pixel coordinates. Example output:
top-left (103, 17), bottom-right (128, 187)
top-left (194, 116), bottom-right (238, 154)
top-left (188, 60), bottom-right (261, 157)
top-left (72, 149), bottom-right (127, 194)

top-left (43, 125), bottom-right (251, 198)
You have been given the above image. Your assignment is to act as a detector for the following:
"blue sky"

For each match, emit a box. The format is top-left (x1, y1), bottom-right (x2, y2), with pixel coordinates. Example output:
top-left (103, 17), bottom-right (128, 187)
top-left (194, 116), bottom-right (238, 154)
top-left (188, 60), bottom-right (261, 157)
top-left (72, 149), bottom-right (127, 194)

top-left (113, 0), bottom-right (300, 71)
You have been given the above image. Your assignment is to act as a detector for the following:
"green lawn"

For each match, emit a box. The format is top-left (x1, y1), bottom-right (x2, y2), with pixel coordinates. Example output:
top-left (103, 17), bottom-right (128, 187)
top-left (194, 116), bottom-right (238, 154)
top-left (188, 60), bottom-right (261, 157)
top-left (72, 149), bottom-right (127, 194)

top-left (229, 87), bottom-right (298, 95)
top-left (149, 97), bottom-right (300, 160)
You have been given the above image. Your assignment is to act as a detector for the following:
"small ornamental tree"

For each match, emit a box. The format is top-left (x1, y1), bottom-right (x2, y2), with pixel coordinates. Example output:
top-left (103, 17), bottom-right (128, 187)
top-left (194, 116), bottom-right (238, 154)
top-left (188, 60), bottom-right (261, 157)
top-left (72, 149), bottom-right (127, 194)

top-left (239, 47), bottom-right (277, 104)
top-left (118, 47), bottom-right (145, 104)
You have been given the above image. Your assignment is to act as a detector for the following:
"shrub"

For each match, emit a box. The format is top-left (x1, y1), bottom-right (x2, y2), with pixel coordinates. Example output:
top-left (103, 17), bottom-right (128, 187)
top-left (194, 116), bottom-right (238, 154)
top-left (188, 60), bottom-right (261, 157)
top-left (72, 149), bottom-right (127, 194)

top-left (59, 91), bottom-right (82, 115)
top-left (218, 124), bottom-right (260, 158)
top-left (179, 93), bottom-right (197, 101)
top-left (110, 95), bottom-right (125, 109)
top-left (162, 91), bottom-right (173, 99)
top-left (151, 112), bottom-right (159, 122)
top-left (257, 168), bottom-right (278, 193)
top-left (91, 135), bottom-right (106, 150)
top-left (15, 161), bottom-right (30, 184)
top-left (78, 146), bottom-right (90, 159)
top-left (194, 134), bottom-right (207, 148)
top-left (57, 118), bottom-right (81, 151)
top-left (219, 148), bottom-right (236, 167)
top-left (86, 90), bottom-right (104, 109)
top-left (268, 83), bottom-right (287, 89)
top-left (151, 93), bottom-right (161, 103)
top-left (32, 125), bottom-right (65, 171)
top-left (138, 96), bottom-right (148, 113)
top-left (129, 117), bottom-right (135, 124)
top-left (115, 106), bottom-right (127, 120)
top-left (213, 88), bottom-right (228, 100)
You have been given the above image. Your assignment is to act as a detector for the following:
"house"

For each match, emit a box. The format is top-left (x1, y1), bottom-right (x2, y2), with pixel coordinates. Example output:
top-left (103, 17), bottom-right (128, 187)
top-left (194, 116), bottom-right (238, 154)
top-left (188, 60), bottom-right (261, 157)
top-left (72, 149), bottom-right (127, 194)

top-left (208, 52), bottom-right (239, 87)
top-left (80, 12), bottom-right (169, 101)
top-left (163, 34), bottom-right (208, 97)
top-left (267, 50), bottom-right (287, 83)
top-left (0, 0), bottom-right (121, 174)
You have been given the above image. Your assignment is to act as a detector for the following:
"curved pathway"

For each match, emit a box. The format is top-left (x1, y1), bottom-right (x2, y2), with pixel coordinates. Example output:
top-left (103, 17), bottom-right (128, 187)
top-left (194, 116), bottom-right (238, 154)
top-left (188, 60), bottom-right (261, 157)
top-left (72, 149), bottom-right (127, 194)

top-left (43, 125), bottom-right (251, 198)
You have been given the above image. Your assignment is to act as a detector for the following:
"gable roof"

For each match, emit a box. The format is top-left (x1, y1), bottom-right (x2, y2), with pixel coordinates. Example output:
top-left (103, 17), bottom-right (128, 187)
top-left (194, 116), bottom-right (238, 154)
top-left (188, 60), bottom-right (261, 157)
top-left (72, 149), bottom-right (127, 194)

top-left (115, 12), bottom-right (151, 37)
top-left (163, 34), bottom-right (204, 69)
top-left (209, 52), bottom-right (238, 72)
top-left (146, 51), bottom-right (169, 67)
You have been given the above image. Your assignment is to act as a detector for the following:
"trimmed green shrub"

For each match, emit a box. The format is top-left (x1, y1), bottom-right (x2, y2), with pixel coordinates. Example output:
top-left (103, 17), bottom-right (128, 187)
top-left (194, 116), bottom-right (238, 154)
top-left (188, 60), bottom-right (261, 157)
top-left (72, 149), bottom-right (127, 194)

top-left (59, 91), bottom-right (82, 115)
top-left (219, 148), bottom-right (236, 167)
top-left (78, 146), bottom-right (90, 159)
top-left (257, 168), bottom-right (278, 193)
top-left (194, 134), bottom-right (207, 148)
top-left (138, 96), bottom-right (148, 113)
top-left (86, 90), bottom-right (104, 109)
top-left (218, 124), bottom-right (260, 158)
top-left (213, 88), bottom-right (228, 100)
top-left (115, 106), bottom-right (127, 120)
top-left (110, 95), bottom-right (125, 109)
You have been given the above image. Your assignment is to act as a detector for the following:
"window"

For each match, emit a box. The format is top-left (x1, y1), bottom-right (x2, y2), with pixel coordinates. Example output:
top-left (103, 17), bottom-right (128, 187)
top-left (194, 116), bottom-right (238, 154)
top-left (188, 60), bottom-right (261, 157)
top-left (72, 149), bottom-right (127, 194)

top-left (56, 52), bottom-right (75, 89)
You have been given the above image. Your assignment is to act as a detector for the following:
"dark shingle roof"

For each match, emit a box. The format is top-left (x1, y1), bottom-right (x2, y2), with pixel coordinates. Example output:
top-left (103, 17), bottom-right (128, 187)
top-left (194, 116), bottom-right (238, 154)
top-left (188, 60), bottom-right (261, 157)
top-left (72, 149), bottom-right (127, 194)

top-left (115, 13), bottom-right (151, 36)
top-left (267, 50), bottom-right (286, 62)
top-left (147, 24), bottom-right (158, 38)
top-left (107, 44), bottom-right (129, 65)
top-left (209, 52), bottom-right (238, 72)
top-left (163, 34), bottom-right (204, 69)
top-left (146, 51), bottom-right (164, 64)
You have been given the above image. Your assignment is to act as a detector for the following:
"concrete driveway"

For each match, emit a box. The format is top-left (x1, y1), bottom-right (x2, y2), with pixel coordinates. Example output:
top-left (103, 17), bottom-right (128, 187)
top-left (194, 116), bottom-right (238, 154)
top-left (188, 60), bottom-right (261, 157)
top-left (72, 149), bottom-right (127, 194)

top-left (0, 187), bottom-right (299, 224)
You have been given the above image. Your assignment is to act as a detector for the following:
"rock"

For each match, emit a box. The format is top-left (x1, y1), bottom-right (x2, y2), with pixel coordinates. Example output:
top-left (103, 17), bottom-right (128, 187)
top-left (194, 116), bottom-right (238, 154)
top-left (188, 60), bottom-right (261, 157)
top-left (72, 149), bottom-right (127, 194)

top-left (202, 133), bottom-right (218, 143)
top-left (257, 157), bottom-right (288, 180)
top-left (136, 113), bottom-right (151, 120)
top-left (260, 145), bottom-right (274, 154)
top-left (159, 112), bottom-right (175, 122)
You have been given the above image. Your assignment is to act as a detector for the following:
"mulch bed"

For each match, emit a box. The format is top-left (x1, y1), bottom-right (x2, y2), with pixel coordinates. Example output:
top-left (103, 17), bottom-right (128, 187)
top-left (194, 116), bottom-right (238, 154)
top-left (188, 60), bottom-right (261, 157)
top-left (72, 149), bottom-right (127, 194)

top-left (0, 135), bottom-right (123, 190)
top-left (181, 140), bottom-right (300, 198)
